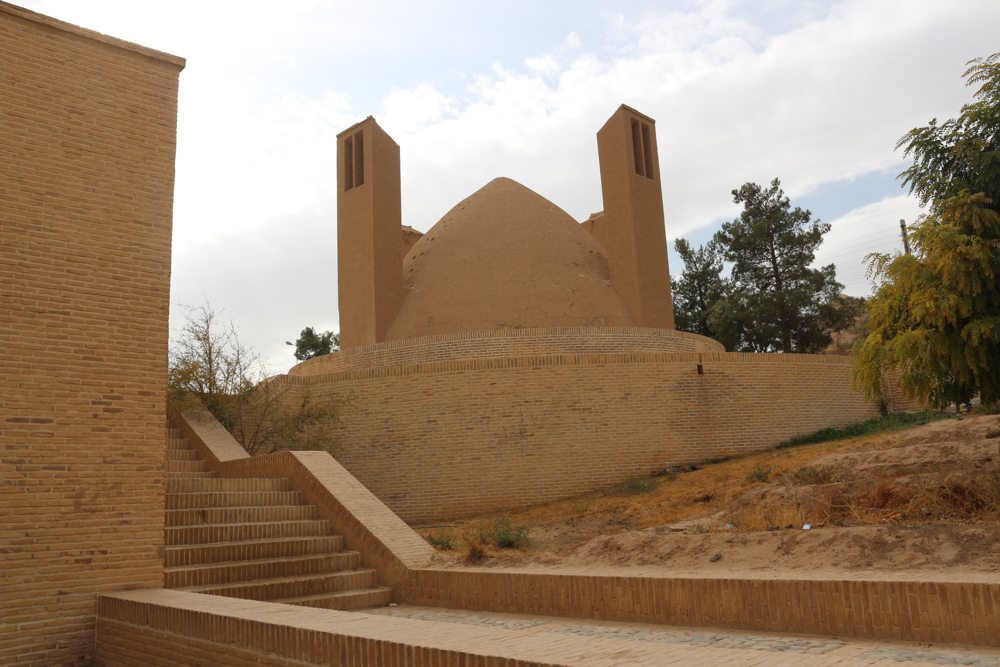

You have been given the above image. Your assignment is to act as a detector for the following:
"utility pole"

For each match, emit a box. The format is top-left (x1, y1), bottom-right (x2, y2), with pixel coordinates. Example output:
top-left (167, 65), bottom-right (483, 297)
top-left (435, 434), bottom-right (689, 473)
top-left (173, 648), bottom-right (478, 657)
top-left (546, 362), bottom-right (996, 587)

top-left (900, 219), bottom-right (910, 255)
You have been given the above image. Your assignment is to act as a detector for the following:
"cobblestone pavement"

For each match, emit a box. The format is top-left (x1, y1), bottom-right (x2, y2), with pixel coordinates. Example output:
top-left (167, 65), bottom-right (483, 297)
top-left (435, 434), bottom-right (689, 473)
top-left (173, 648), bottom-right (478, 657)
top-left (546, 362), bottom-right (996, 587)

top-left (853, 648), bottom-right (1000, 666)
top-left (365, 606), bottom-right (1000, 665)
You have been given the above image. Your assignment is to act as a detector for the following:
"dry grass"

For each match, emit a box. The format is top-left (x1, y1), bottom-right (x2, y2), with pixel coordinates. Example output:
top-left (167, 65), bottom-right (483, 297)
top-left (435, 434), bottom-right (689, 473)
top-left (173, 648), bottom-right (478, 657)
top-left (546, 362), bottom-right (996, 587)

top-left (437, 434), bottom-right (887, 536)
top-left (726, 499), bottom-right (808, 531)
top-left (416, 414), bottom-right (1000, 547)
top-left (462, 537), bottom-right (489, 565)
top-left (421, 517), bottom-right (530, 555)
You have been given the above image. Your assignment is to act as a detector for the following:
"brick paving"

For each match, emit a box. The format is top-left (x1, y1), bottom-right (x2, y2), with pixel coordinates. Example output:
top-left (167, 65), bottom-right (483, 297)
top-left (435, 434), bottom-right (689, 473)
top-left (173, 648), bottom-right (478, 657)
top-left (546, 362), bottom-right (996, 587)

top-left (365, 604), bottom-right (1000, 665)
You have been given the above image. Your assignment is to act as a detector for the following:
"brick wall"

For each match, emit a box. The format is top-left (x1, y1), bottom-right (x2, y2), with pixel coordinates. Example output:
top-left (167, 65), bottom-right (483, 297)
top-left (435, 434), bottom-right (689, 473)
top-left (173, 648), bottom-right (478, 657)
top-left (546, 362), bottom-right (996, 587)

top-left (0, 4), bottom-right (183, 663)
top-left (279, 348), bottom-right (880, 523)
top-left (402, 569), bottom-right (1000, 647)
top-left (289, 326), bottom-right (725, 376)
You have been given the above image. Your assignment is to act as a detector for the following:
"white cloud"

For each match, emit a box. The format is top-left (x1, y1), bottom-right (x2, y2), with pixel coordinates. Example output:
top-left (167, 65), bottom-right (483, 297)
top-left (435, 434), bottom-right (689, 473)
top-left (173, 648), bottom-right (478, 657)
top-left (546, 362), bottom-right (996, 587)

top-left (525, 54), bottom-right (561, 78)
top-left (814, 194), bottom-right (925, 296)
top-left (380, 85), bottom-right (457, 135)
top-left (169, 196), bottom-right (341, 375)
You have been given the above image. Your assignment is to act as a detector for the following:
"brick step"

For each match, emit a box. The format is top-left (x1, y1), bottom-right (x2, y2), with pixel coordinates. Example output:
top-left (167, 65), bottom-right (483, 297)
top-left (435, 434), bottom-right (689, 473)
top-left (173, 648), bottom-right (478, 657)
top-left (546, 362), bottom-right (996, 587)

top-left (276, 586), bottom-right (392, 611)
top-left (166, 505), bottom-right (316, 527)
top-left (167, 449), bottom-right (201, 461)
top-left (164, 552), bottom-right (361, 588)
top-left (165, 535), bottom-right (345, 567)
top-left (166, 477), bottom-right (290, 494)
top-left (166, 490), bottom-right (304, 510)
top-left (182, 568), bottom-right (378, 601)
top-left (167, 436), bottom-right (192, 451)
top-left (167, 470), bottom-right (217, 480)
top-left (166, 520), bottom-right (332, 546)
top-left (167, 459), bottom-right (210, 473)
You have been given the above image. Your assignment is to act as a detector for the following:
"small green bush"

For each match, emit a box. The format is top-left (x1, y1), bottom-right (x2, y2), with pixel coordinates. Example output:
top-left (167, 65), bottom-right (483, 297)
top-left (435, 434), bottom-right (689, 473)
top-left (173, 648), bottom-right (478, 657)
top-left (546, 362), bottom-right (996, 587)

top-left (986, 429), bottom-right (1000, 439)
top-left (601, 476), bottom-right (657, 497)
top-left (484, 518), bottom-right (530, 550)
top-left (425, 528), bottom-right (455, 551)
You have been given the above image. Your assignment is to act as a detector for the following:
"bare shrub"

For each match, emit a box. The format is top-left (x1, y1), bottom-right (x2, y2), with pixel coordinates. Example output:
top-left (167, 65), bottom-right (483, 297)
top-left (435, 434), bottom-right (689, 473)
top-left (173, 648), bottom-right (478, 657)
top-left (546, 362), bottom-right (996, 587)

top-left (168, 303), bottom-right (341, 456)
top-left (791, 466), bottom-right (834, 485)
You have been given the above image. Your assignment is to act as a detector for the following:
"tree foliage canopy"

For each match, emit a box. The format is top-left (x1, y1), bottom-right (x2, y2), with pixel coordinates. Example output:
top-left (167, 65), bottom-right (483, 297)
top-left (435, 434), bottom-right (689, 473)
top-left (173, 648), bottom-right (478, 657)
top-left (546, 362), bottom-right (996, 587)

top-left (672, 238), bottom-right (724, 339)
top-left (853, 53), bottom-right (1000, 409)
top-left (700, 178), bottom-right (848, 353)
top-left (168, 304), bottom-right (341, 455)
top-left (294, 327), bottom-right (339, 361)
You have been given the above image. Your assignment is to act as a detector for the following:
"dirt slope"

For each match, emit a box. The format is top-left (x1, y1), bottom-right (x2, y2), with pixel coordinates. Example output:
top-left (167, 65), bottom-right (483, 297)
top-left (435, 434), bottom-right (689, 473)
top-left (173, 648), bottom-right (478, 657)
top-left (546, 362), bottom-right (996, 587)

top-left (421, 413), bottom-right (1000, 576)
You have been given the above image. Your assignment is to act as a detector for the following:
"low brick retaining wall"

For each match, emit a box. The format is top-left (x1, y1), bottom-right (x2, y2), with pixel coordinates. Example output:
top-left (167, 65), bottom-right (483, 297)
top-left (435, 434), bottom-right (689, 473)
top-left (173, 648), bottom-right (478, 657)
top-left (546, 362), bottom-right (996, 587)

top-left (401, 569), bottom-right (1000, 647)
top-left (279, 349), bottom-right (880, 522)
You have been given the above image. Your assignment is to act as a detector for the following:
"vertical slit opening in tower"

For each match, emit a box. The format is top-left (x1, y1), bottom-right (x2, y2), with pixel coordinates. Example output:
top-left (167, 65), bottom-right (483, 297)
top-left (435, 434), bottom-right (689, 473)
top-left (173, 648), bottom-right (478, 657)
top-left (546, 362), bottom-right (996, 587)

top-left (344, 135), bottom-right (354, 191)
top-left (641, 123), bottom-right (654, 180)
top-left (354, 131), bottom-right (365, 187)
top-left (630, 118), bottom-right (645, 178)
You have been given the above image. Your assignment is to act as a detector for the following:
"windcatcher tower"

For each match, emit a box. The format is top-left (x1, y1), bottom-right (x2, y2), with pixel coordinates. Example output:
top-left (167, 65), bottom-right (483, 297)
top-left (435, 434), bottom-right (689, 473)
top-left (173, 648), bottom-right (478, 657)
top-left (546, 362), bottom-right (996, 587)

top-left (337, 117), bottom-right (404, 349)
top-left (587, 105), bottom-right (675, 329)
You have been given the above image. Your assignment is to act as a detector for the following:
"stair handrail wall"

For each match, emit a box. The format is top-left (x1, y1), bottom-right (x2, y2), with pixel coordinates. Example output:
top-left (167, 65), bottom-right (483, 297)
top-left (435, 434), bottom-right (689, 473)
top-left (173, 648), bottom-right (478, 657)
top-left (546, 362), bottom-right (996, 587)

top-left (167, 402), bottom-right (250, 466)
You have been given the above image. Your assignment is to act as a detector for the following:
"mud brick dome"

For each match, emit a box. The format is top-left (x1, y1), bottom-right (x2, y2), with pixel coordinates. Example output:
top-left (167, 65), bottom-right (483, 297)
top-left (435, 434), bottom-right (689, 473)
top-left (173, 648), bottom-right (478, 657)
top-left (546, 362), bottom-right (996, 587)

top-left (334, 105), bottom-right (677, 350)
top-left (386, 177), bottom-right (637, 341)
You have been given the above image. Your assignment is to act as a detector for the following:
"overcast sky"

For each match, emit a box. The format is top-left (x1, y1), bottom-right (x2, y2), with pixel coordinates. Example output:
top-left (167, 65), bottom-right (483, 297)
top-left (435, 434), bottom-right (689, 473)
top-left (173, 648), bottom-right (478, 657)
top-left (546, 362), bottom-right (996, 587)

top-left (21, 0), bottom-right (1000, 373)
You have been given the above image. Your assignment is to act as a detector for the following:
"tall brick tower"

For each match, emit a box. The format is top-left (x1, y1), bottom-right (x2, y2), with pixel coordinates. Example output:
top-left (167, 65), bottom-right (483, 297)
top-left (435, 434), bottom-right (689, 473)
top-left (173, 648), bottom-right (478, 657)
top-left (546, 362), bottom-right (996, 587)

top-left (336, 117), bottom-right (405, 349)
top-left (588, 105), bottom-right (675, 329)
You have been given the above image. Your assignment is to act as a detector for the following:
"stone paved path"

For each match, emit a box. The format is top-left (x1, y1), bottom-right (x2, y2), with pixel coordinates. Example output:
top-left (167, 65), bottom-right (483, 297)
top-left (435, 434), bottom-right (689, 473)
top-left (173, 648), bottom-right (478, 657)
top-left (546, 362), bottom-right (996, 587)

top-left (365, 605), bottom-right (1000, 666)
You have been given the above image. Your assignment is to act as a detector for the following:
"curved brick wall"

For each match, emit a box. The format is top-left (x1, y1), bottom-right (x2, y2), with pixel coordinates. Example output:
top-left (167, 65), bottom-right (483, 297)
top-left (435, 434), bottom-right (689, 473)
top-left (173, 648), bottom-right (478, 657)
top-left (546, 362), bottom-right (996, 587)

top-left (278, 350), bottom-right (879, 524)
top-left (288, 327), bottom-right (725, 376)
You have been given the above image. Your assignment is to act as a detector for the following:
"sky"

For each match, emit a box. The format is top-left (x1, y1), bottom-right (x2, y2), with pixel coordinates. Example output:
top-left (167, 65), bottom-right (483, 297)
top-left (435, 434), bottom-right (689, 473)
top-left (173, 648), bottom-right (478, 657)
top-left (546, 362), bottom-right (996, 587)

top-left (21, 0), bottom-right (1000, 373)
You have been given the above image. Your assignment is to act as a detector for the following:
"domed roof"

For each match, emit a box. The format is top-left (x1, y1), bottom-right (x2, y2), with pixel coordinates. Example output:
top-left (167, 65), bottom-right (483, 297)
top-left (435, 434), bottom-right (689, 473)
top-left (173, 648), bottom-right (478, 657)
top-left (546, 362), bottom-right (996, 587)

top-left (385, 177), bottom-right (636, 341)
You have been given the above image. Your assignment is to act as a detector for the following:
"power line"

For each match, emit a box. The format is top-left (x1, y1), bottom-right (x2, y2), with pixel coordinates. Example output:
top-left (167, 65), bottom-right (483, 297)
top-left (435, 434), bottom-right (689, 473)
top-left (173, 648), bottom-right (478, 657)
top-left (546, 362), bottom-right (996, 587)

top-left (818, 235), bottom-right (901, 257)
top-left (817, 243), bottom-right (901, 265)
top-left (819, 229), bottom-right (899, 250)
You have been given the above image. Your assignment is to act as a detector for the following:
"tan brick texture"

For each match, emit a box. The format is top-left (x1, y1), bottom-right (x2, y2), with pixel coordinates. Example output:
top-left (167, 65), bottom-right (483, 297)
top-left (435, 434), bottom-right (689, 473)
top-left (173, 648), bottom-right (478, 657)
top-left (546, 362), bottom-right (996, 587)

top-left (0, 4), bottom-right (183, 664)
top-left (279, 337), bottom-right (881, 523)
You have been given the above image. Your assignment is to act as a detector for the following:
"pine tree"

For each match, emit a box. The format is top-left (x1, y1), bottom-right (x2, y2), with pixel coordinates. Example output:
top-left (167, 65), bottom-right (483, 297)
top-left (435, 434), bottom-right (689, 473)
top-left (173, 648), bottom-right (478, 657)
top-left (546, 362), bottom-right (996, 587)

top-left (711, 178), bottom-right (845, 353)
top-left (294, 327), bottom-right (340, 361)
top-left (672, 238), bottom-right (724, 338)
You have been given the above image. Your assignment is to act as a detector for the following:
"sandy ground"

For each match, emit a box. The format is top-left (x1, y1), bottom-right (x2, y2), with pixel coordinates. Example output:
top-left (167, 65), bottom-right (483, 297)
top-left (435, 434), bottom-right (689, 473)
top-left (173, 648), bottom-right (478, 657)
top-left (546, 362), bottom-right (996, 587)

top-left (426, 413), bottom-right (1000, 577)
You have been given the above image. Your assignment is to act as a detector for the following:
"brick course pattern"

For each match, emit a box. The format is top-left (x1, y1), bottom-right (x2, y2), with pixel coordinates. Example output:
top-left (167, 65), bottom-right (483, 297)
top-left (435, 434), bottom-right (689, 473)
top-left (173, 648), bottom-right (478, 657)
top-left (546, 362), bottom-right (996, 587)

top-left (0, 4), bottom-right (183, 664)
top-left (401, 569), bottom-right (1000, 648)
top-left (279, 346), bottom-right (881, 523)
top-left (289, 326), bottom-right (725, 376)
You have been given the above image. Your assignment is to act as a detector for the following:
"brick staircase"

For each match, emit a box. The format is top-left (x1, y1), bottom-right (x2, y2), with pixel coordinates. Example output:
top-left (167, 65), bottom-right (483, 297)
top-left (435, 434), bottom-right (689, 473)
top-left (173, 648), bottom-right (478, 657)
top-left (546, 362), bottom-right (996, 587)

top-left (164, 419), bottom-right (391, 610)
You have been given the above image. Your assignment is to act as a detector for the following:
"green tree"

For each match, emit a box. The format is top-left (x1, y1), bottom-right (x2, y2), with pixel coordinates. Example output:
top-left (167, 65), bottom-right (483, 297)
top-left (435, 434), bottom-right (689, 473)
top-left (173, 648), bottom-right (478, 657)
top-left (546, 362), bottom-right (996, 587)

top-left (672, 238), bottom-right (724, 338)
top-left (853, 53), bottom-right (1000, 409)
top-left (293, 327), bottom-right (339, 361)
top-left (169, 304), bottom-right (341, 456)
top-left (710, 178), bottom-right (847, 353)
